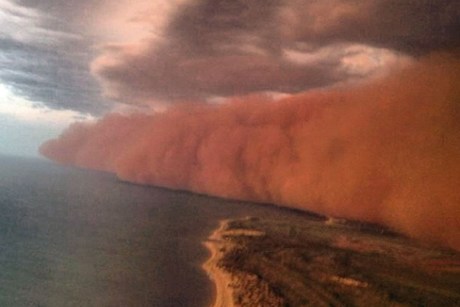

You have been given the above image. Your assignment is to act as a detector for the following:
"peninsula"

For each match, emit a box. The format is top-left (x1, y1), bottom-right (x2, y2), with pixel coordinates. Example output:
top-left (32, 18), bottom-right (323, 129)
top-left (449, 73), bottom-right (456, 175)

top-left (204, 215), bottom-right (460, 306)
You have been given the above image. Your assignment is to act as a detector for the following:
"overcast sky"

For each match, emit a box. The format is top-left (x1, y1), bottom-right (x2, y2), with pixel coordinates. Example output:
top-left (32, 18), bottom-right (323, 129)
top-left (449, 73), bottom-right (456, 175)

top-left (0, 0), bottom-right (459, 156)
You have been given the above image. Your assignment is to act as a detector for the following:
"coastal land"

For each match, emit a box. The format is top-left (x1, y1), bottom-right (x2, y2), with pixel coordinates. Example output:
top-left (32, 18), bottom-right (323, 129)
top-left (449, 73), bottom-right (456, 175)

top-left (203, 215), bottom-right (460, 306)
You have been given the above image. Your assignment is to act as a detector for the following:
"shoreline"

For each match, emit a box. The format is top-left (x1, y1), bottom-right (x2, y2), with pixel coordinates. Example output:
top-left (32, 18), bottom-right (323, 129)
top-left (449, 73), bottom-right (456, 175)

top-left (202, 220), bottom-right (235, 307)
top-left (202, 219), bottom-right (273, 307)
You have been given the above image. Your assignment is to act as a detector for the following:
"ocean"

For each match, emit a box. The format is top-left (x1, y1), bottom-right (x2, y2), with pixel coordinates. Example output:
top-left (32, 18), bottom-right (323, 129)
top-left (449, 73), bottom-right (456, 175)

top-left (0, 155), bottom-right (287, 307)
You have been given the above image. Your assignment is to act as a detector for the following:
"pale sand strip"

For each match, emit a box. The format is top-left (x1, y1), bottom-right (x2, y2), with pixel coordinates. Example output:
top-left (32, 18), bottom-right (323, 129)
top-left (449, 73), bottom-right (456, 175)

top-left (202, 220), bottom-right (235, 307)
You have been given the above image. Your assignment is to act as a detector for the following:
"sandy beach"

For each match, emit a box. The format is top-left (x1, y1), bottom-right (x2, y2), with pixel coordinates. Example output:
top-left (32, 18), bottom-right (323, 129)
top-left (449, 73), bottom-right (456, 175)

top-left (202, 220), bottom-right (235, 307)
top-left (202, 219), bottom-right (272, 307)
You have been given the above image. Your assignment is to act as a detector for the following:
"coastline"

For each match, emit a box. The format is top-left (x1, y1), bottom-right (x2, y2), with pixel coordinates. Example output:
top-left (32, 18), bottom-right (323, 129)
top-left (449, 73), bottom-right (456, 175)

top-left (202, 220), bottom-right (235, 307)
top-left (202, 216), bottom-right (460, 306)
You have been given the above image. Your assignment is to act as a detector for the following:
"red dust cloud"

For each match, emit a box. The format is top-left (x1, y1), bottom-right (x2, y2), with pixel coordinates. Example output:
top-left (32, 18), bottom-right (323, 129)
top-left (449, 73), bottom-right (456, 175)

top-left (41, 53), bottom-right (460, 251)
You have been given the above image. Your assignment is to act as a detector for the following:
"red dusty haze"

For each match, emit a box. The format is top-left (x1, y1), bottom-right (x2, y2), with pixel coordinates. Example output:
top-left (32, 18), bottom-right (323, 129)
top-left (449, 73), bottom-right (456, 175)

top-left (41, 53), bottom-right (460, 250)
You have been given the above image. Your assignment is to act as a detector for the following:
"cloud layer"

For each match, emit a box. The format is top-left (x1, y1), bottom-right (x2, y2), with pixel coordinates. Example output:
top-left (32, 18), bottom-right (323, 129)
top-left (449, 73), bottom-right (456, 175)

top-left (5, 0), bottom-right (459, 112)
top-left (92, 0), bottom-right (460, 105)
top-left (41, 53), bottom-right (460, 250)
top-left (0, 0), bottom-right (112, 114)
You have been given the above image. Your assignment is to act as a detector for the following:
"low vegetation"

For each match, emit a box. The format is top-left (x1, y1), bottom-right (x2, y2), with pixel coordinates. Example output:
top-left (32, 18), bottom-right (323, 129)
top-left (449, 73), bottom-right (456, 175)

top-left (217, 215), bottom-right (460, 306)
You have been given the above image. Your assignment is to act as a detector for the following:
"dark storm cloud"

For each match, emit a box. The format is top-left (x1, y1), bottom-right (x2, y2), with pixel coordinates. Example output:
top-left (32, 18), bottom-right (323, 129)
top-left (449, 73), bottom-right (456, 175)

top-left (283, 0), bottom-right (460, 54)
top-left (93, 43), bottom-right (344, 103)
top-left (94, 0), bottom-right (333, 103)
top-left (167, 0), bottom-right (283, 55)
top-left (93, 0), bottom-right (460, 105)
top-left (169, 0), bottom-right (460, 55)
top-left (0, 0), bottom-right (111, 114)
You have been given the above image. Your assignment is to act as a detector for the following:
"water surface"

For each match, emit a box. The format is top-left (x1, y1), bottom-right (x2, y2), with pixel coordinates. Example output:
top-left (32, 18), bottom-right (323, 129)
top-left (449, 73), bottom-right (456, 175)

top-left (0, 155), bottom-right (290, 306)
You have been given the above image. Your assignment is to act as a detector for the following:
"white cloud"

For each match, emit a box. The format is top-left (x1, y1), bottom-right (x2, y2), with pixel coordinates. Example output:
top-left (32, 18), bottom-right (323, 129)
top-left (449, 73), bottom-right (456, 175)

top-left (284, 43), bottom-right (411, 78)
top-left (0, 82), bottom-right (95, 157)
top-left (338, 44), bottom-right (412, 77)
top-left (283, 47), bottom-right (332, 66)
top-left (0, 83), bottom-right (94, 126)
